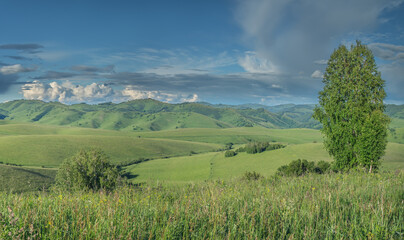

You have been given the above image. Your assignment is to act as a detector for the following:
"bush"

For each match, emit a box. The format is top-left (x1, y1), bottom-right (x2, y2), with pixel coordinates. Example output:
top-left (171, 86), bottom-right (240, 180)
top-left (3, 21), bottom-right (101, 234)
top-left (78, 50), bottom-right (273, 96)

top-left (242, 171), bottom-right (263, 181)
top-left (55, 149), bottom-right (120, 191)
top-left (225, 143), bottom-right (233, 150)
top-left (225, 150), bottom-right (237, 157)
top-left (314, 160), bottom-right (331, 174)
top-left (277, 159), bottom-right (331, 177)
top-left (236, 142), bottom-right (285, 154)
top-left (243, 171), bottom-right (264, 181)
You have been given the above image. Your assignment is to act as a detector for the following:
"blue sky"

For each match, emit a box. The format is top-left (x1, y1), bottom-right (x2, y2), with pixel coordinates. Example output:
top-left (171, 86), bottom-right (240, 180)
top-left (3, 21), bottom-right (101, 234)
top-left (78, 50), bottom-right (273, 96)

top-left (0, 0), bottom-right (403, 105)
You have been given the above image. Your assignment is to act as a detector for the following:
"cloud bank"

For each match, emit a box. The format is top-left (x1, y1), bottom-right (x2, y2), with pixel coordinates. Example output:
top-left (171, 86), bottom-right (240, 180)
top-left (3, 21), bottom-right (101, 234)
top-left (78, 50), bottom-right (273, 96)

top-left (235, 0), bottom-right (397, 74)
top-left (20, 81), bottom-right (200, 104)
top-left (21, 81), bottom-right (115, 103)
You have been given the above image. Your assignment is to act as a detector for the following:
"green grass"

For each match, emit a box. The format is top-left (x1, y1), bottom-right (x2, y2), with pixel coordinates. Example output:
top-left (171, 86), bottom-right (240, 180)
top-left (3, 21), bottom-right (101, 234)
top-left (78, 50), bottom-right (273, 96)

top-left (0, 165), bottom-right (57, 193)
top-left (135, 127), bottom-right (323, 144)
top-left (0, 135), bottom-right (220, 167)
top-left (127, 142), bottom-right (404, 184)
top-left (1, 172), bottom-right (402, 239)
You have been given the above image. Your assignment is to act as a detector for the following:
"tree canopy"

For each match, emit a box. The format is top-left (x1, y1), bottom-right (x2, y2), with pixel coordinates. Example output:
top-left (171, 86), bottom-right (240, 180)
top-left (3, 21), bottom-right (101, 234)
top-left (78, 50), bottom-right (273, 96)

top-left (313, 41), bottom-right (389, 172)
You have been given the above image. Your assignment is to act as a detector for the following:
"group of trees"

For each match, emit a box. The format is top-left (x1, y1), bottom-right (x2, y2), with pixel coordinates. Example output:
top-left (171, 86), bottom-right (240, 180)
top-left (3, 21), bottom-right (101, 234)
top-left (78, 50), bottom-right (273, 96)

top-left (236, 142), bottom-right (285, 154)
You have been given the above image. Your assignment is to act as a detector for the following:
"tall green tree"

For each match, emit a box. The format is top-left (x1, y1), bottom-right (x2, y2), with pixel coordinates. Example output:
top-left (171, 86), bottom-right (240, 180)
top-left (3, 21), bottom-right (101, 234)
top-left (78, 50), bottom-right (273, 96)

top-left (313, 41), bottom-right (389, 172)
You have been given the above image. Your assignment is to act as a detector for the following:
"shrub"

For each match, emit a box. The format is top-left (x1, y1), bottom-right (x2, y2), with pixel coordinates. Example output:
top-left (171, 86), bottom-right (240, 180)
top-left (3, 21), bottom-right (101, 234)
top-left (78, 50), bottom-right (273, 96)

top-left (242, 171), bottom-right (263, 181)
top-left (277, 159), bottom-right (331, 177)
top-left (314, 160), bottom-right (331, 174)
top-left (225, 150), bottom-right (237, 157)
top-left (55, 149), bottom-right (120, 191)
top-left (225, 143), bottom-right (233, 150)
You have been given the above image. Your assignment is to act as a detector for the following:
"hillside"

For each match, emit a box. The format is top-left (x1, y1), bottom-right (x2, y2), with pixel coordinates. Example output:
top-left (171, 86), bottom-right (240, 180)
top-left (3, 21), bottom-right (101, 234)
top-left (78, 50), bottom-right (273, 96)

top-left (203, 102), bottom-right (404, 129)
top-left (1, 100), bottom-right (402, 131)
top-left (0, 99), bottom-right (298, 131)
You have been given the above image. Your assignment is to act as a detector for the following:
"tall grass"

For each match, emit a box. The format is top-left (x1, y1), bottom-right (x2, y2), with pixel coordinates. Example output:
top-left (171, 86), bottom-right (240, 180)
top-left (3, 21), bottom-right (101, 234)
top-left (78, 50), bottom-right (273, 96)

top-left (1, 172), bottom-right (403, 239)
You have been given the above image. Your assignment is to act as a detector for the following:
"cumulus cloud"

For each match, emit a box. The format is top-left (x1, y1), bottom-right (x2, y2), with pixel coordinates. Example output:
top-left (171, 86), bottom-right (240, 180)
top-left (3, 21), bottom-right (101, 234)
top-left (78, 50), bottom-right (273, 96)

top-left (235, 0), bottom-right (397, 74)
top-left (121, 87), bottom-right (199, 103)
top-left (311, 70), bottom-right (323, 79)
top-left (21, 81), bottom-right (115, 103)
top-left (238, 51), bottom-right (278, 73)
top-left (0, 64), bottom-right (34, 75)
top-left (20, 80), bottom-right (200, 104)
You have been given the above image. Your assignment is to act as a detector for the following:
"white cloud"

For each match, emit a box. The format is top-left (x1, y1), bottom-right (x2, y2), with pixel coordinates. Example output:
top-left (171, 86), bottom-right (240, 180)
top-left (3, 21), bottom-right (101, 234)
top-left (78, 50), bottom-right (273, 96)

top-left (181, 94), bottom-right (199, 103)
top-left (238, 51), bottom-right (277, 73)
top-left (311, 70), bottom-right (323, 78)
top-left (21, 81), bottom-right (115, 103)
top-left (0, 64), bottom-right (32, 75)
top-left (20, 81), bottom-right (47, 100)
top-left (121, 87), bottom-right (199, 103)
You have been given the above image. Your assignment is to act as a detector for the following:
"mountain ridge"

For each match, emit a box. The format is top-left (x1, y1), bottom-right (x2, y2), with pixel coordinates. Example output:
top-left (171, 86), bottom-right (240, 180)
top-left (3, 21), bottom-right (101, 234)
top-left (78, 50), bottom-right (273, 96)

top-left (0, 99), bottom-right (402, 131)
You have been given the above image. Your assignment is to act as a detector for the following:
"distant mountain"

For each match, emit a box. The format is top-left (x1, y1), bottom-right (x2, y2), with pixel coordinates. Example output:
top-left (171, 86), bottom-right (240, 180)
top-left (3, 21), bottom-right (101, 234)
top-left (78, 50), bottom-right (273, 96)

top-left (0, 99), bottom-right (298, 131)
top-left (385, 104), bottom-right (404, 119)
top-left (200, 102), bottom-right (321, 129)
top-left (0, 100), bottom-right (401, 131)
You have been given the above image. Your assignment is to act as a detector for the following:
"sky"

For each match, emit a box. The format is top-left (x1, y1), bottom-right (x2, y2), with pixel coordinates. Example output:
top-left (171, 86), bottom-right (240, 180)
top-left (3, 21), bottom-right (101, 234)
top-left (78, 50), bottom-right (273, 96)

top-left (0, 0), bottom-right (403, 105)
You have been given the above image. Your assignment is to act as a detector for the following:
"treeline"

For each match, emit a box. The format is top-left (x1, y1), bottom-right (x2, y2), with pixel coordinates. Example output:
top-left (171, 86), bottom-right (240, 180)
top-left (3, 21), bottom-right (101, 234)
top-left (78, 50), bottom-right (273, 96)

top-left (237, 142), bottom-right (285, 154)
top-left (225, 142), bottom-right (286, 158)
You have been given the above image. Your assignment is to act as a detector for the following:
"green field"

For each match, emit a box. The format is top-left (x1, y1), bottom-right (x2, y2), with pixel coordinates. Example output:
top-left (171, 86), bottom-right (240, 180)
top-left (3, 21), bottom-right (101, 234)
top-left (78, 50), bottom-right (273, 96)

top-left (0, 123), bottom-right (222, 167)
top-left (0, 164), bottom-right (57, 193)
top-left (127, 142), bottom-right (404, 184)
top-left (0, 117), bottom-right (402, 193)
top-left (0, 121), bottom-right (403, 184)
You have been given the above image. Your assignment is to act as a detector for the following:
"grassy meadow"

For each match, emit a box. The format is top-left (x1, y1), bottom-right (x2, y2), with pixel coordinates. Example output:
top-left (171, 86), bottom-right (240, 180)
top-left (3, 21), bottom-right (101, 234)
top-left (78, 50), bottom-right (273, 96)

top-left (0, 118), bottom-right (403, 239)
top-left (0, 120), bottom-right (403, 183)
top-left (1, 172), bottom-right (403, 239)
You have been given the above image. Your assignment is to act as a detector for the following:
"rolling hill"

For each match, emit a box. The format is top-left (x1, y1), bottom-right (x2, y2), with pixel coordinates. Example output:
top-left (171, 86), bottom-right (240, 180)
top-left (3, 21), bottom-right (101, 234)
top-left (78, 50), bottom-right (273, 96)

top-left (0, 99), bottom-right (301, 131)
top-left (2, 99), bottom-right (402, 132)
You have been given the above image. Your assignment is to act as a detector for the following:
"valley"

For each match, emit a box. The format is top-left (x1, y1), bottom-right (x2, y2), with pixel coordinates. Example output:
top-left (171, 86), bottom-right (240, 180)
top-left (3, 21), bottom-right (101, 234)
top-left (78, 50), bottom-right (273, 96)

top-left (0, 99), bottom-right (403, 189)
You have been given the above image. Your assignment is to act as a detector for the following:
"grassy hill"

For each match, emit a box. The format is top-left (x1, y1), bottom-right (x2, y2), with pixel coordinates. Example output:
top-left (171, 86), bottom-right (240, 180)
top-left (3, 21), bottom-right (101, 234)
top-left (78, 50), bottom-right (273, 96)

top-left (1, 100), bottom-right (402, 131)
top-left (0, 99), bottom-right (297, 131)
top-left (127, 142), bottom-right (403, 184)
top-left (0, 122), bottom-right (221, 167)
top-left (0, 164), bottom-right (57, 192)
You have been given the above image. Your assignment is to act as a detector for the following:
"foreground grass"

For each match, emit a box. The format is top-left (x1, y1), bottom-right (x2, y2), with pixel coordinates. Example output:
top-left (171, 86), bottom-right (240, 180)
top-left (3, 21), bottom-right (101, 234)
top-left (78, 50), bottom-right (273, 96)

top-left (1, 172), bottom-right (403, 239)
